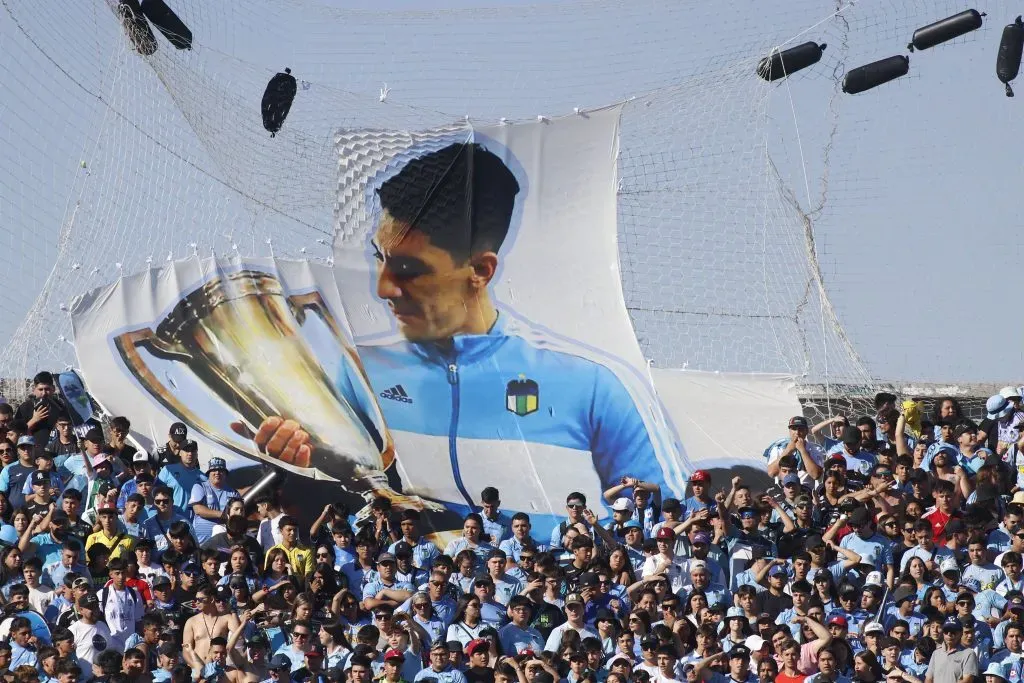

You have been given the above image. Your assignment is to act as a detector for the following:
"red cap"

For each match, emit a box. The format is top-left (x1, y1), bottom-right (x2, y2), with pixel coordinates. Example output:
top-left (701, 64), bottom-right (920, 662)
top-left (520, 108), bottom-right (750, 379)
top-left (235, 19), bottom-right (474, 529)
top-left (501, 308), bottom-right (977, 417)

top-left (656, 527), bottom-right (676, 540)
top-left (384, 649), bottom-right (405, 662)
top-left (689, 470), bottom-right (711, 483)
top-left (827, 614), bottom-right (848, 628)
top-left (96, 500), bottom-right (117, 512)
top-left (466, 639), bottom-right (489, 657)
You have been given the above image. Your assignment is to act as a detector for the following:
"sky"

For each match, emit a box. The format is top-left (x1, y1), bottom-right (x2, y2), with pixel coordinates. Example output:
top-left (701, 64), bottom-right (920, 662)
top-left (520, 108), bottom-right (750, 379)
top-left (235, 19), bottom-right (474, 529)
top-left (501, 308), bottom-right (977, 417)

top-left (2, 0), bottom-right (1024, 384)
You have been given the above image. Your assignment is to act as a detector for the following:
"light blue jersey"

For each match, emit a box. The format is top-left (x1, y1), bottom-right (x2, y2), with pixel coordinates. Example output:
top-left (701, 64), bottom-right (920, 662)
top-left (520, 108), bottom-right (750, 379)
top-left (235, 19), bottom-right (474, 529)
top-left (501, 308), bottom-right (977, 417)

top-left (352, 313), bottom-right (688, 539)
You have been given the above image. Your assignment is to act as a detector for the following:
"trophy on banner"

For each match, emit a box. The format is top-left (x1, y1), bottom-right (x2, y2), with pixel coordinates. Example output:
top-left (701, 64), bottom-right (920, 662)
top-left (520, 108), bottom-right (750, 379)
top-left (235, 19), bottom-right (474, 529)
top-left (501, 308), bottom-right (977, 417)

top-left (113, 269), bottom-right (434, 515)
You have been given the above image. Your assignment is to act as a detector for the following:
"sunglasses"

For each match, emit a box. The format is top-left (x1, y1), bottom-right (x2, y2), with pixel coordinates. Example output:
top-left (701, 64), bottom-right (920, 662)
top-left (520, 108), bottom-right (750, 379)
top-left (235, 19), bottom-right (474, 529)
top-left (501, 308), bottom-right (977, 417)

top-left (154, 499), bottom-right (171, 505)
top-left (0, 449), bottom-right (11, 455)
top-left (293, 633), bottom-right (310, 639)
top-left (567, 504), bottom-right (585, 509)
top-left (903, 527), bottom-right (915, 533)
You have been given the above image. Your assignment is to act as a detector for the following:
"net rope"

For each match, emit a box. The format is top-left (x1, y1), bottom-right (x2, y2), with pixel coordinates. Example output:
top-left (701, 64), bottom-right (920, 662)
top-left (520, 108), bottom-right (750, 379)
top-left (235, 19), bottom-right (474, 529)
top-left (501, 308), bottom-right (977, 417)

top-left (1, 0), bottom-right (1004, 401)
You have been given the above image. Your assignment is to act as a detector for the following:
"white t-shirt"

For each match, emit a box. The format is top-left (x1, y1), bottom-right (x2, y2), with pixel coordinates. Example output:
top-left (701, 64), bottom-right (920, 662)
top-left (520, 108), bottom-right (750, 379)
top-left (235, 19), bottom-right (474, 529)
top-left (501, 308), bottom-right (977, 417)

top-left (258, 513), bottom-right (284, 551)
top-left (100, 585), bottom-right (145, 641)
top-left (27, 585), bottom-right (53, 616)
top-left (70, 620), bottom-right (124, 676)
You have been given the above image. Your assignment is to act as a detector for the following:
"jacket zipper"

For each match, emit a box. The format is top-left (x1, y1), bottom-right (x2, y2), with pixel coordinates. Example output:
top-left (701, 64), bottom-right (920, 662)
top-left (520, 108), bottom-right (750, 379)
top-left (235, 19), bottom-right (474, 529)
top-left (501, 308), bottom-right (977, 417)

top-left (447, 360), bottom-right (474, 508)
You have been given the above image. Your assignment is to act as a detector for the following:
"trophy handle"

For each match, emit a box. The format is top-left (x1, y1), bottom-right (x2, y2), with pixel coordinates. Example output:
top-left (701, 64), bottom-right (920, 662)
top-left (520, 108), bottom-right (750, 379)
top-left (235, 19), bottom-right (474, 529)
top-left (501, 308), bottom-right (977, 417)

top-left (112, 328), bottom-right (322, 477)
top-left (286, 291), bottom-right (397, 471)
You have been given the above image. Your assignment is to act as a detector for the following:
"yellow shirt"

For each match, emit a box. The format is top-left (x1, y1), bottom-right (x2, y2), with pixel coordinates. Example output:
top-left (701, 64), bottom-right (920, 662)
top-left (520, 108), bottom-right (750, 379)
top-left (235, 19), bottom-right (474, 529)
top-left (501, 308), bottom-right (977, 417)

top-left (266, 543), bottom-right (315, 577)
top-left (85, 530), bottom-right (134, 561)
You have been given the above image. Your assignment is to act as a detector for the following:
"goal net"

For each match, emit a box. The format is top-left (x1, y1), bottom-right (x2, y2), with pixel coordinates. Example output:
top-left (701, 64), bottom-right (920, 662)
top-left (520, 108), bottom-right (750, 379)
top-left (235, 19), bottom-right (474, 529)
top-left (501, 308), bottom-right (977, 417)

top-left (1, 0), bottom-right (1006, 403)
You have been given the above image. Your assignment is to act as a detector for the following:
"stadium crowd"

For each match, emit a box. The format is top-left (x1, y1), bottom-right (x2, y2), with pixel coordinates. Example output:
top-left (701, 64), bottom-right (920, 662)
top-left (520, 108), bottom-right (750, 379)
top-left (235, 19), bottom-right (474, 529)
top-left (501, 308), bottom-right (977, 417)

top-left (1, 374), bottom-right (1024, 683)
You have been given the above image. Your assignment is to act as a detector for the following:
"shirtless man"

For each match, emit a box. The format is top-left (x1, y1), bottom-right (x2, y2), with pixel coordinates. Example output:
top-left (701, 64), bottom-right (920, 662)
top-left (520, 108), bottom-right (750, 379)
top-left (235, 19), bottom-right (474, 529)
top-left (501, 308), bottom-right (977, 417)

top-left (183, 584), bottom-right (242, 673)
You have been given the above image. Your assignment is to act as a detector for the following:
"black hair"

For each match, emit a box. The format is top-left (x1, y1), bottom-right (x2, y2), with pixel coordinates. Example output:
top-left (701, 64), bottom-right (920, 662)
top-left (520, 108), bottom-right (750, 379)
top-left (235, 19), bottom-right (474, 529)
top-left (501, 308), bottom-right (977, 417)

top-left (376, 143), bottom-right (520, 261)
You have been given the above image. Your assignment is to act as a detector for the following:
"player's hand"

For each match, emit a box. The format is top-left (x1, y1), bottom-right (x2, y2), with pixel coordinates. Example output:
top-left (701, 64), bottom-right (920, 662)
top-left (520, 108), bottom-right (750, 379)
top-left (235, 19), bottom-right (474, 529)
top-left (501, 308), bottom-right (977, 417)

top-left (231, 416), bottom-right (312, 467)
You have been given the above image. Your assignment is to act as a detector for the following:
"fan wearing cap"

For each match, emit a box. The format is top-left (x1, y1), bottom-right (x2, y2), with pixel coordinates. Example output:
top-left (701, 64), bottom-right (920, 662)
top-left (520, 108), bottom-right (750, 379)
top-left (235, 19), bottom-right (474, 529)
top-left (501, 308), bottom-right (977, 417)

top-left (882, 586), bottom-right (925, 640)
top-left (1, 435), bottom-right (40, 509)
top-left (187, 456), bottom-right (241, 544)
top-left (23, 466), bottom-right (57, 519)
top-left (825, 426), bottom-right (876, 480)
top-left (925, 617), bottom-right (979, 683)
top-left (764, 416), bottom-right (825, 484)
top-left (603, 475), bottom-right (662, 538)
top-left (84, 500), bottom-right (134, 561)
top-left (543, 593), bottom-right (598, 652)
top-left (156, 439), bottom-right (204, 515)
top-left (68, 591), bottom-right (124, 677)
top-left (641, 527), bottom-right (685, 592)
top-left (379, 647), bottom-right (413, 683)
top-left (681, 471), bottom-right (715, 521)
top-left (414, 641), bottom-right (468, 683)
top-left (155, 422), bottom-right (189, 468)
top-left (362, 553), bottom-right (415, 612)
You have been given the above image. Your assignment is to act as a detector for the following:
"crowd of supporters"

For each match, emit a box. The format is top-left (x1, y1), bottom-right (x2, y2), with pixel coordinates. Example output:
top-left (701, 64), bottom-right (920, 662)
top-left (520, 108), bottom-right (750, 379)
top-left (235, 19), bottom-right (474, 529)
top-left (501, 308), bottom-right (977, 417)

top-left (1, 375), bottom-right (1024, 683)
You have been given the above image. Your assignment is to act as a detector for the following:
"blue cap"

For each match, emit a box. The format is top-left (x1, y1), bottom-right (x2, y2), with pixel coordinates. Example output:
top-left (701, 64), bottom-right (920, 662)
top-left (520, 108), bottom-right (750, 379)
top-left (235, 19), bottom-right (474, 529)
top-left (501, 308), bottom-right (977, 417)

top-left (726, 606), bottom-right (745, 619)
top-left (16, 436), bottom-right (34, 447)
top-left (769, 565), bottom-right (788, 578)
top-left (782, 473), bottom-right (800, 486)
top-left (960, 578), bottom-right (981, 593)
top-left (942, 617), bottom-right (963, 632)
top-left (987, 395), bottom-right (1013, 420)
top-left (0, 525), bottom-right (17, 546)
top-left (622, 520), bottom-right (643, 530)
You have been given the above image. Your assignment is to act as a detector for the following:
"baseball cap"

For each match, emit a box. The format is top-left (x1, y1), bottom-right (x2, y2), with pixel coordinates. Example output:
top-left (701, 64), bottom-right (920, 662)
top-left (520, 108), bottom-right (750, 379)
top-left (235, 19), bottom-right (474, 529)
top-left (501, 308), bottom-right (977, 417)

top-left (789, 416), bottom-right (809, 429)
top-left (942, 617), bottom-right (964, 632)
top-left (689, 470), bottom-right (710, 483)
top-left (729, 646), bottom-right (751, 660)
top-left (656, 527), bottom-right (675, 540)
top-left (768, 565), bottom-right (788, 578)
top-left (726, 606), bottom-right (745, 619)
top-left (206, 456), bottom-right (228, 474)
top-left (377, 553), bottom-right (397, 565)
top-left (940, 557), bottom-right (960, 575)
top-left (827, 614), bottom-right (848, 628)
top-left (170, 422), bottom-right (188, 443)
top-left (152, 575), bottom-right (171, 589)
top-left (864, 571), bottom-right (884, 587)
top-left (30, 471), bottom-right (49, 486)
top-left (384, 649), bottom-right (406, 662)
top-left (90, 453), bottom-right (111, 468)
top-left (692, 532), bottom-right (710, 545)
top-left (843, 428), bottom-right (862, 446)
top-left (863, 622), bottom-right (884, 635)
top-left (611, 497), bottom-right (635, 513)
top-left (622, 520), bottom-right (643, 531)
top-left (892, 586), bottom-right (916, 604)
top-left (96, 500), bottom-right (117, 514)
top-left (83, 428), bottom-right (105, 444)
top-left (393, 542), bottom-right (413, 558)
top-left (782, 473), bottom-right (800, 486)
top-left (78, 592), bottom-right (100, 609)
top-left (132, 451), bottom-right (150, 464)
top-left (268, 654), bottom-right (291, 671)
top-left (744, 635), bottom-right (766, 651)
top-left (564, 593), bottom-right (584, 607)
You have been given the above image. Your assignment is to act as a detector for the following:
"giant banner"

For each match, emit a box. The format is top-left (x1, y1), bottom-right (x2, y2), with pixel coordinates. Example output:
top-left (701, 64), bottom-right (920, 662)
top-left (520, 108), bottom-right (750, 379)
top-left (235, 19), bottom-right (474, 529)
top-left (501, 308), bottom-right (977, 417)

top-left (70, 109), bottom-right (692, 539)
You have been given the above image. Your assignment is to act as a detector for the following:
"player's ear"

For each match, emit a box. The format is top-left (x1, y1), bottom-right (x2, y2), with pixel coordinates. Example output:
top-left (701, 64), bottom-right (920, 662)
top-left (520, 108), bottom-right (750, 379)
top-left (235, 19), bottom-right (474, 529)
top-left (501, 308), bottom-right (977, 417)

top-left (468, 252), bottom-right (498, 288)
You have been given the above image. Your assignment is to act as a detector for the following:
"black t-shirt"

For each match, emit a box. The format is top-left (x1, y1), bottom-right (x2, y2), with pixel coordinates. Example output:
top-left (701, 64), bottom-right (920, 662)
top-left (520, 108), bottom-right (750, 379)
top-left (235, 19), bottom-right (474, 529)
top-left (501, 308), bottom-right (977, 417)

top-left (760, 590), bottom-right (793, 619)
top-left (530, 600), bottom-right (567, 639)
top-left (466, 667), bottom-right (495, 683)
top-left (24, 499), bottom-right (52, 521)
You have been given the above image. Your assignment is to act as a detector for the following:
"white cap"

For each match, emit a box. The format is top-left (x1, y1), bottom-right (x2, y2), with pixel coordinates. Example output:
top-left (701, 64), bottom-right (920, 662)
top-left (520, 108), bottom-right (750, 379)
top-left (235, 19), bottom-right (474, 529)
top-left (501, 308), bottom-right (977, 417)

top-left (864, 571), bottom-right (884, 587)
top-left (611, 497), bottom-right (635, 513)
top-left (744, 635), bottom-right (766, 651)
top-left (1001, 386), bottom-right (1022, 400)
top-left (940, 557), bottom-right (960, 575)
top-left (863, 621), bottom-right (884, 635)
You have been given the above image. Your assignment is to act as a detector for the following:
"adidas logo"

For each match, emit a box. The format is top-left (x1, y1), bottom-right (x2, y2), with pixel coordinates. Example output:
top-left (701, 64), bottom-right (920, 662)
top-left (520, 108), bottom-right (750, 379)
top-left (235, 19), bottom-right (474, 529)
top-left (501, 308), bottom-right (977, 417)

top-left (379, 384), bottom-right (413, 403)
